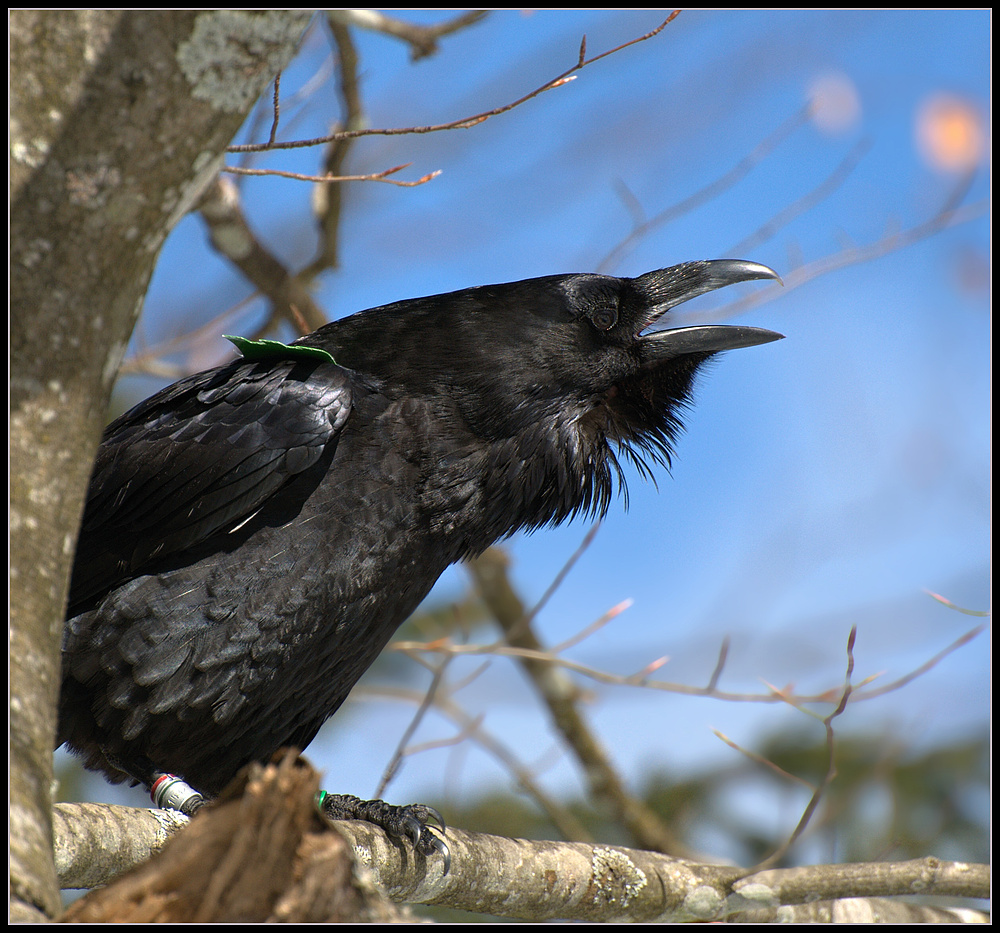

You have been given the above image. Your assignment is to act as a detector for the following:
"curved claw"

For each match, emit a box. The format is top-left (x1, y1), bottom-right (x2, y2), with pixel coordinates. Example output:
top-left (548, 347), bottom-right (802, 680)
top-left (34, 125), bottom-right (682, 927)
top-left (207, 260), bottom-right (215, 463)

top-left (421, 804), bottom-right (447, 832)
top-left (401, 811), bottom-right (424, 848)
top-left (425, 828), bottom-right (451, 876)
top-left (317, 792), bottom-right (452, 874)
top-left (401, 803), bottom-right (446, 839)
top-left (400, 805), bottom-right (451, 874)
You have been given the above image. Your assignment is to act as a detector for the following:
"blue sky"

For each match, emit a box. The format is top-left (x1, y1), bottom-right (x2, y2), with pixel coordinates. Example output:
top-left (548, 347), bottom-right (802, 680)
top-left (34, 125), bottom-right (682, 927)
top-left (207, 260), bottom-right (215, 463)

top-left (70, 10), bottom-right (989, 861)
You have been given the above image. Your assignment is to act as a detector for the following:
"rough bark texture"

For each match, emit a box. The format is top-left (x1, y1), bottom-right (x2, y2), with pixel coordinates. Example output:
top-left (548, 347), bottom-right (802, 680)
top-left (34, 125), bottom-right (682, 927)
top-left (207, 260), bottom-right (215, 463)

top-left (60, 754), bottom-right (405, 923)
top-left (52, 758), bottom-right (990, 921)
top-left (9, 10), bottom-right (311, 919)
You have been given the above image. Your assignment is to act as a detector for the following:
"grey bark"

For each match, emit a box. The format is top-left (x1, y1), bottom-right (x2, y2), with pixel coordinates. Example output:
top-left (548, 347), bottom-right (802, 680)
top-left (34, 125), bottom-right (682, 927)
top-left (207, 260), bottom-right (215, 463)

top-left (9, 10), bottom-right (312, 919)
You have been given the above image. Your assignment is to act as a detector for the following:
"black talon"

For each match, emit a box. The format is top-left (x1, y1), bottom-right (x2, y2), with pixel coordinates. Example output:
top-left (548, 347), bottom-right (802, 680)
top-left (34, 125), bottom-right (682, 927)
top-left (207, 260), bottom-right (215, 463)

top-left (318, 792), bottom-right (451, 873)
top-left (422, 805), bottom-right (447, 832)
top-left (428, 830), bottom-right (452, 876)
top-left (401, 805), bottom-right (450, 873)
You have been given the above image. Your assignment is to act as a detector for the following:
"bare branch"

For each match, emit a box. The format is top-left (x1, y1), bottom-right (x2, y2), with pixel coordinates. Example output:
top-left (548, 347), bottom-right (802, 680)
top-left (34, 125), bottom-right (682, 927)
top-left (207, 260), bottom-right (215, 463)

top-left (391, 622), bottom-right (985, 710)
top-left (327, 9), bottom-right (490, 61)
top-left (852, 623), bottom-right (986, 701)
top-left (59, 756), bottom-right (406, 921)
top-left (924, 590), bottom-right (990, 617)
top-left (596, 102), bottom-right (814, 273)
top-left (303, 15), bottom-right (365, 277)
top-left (707, 173), bottom-right (986, 322)
top-left (705, 636), bottom-right (731, 692)
top-left (54, 802), bottom-right (188, 891)
top-left (498, 523), bottom-right (602, 644)
top-left (366, 682), bottom-right (595, 844)
top-left (728, 896), bottom-right (988, 923)
top-left (196, 176), bottom-right (328, 334)
top-left (750, 627), bottom-right (858, 871)
top-left (222, 162), bottom-right (441, 186)
top-left (466, 547), bottom-right (695, 858)
top-left (227, 14), bottom-right (679, 154)
top-left (373, 658), bottom-right (450, 801)
top-left (712, 730), bottom-right (817, 791)
top-left (267, 72), bottom-right (281, 146)
top-left (733, 857), bottom-right (990, 914)
top-left (118, 293), bottom-right (260, 380)
top-left (55, 773), bottom-right (989, 920)
top-left (550, 598), bottom-right (633, 655)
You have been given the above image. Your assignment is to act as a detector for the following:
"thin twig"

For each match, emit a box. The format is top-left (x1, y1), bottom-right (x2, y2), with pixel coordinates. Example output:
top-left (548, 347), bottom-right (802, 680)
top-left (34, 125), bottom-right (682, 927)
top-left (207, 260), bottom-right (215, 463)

top-left (467, 547), bottom-right (701, 858)
top-left (712, 729), bottom-right (816, 790)
top-left (391, 623), bottom-right (984, 709)
top-left (502, 523), bottom-right (602, 644)
top-left (374, 660), bottom-right (450, 800)
top-left (596, 103), bottom-right (814, 274)
top-left (362, 682), bottom-right (595, 842)
top-left (924, 590), bottom-right (990, 617)
top-left (267, 72), bottom-right (281, 146)
top-left (726, 136), bottom-right (873, 256)
top-left (706, 637), bottom-right (731, 692)
top-left (750, 627), bottom-right (857, 871)
top-left (328, 9), bottom-right (489, 61)
top-left (228, 14), bottom-right (679, 154)
top-left (851, 624), bottom-right (986, 700)
top-left (235, 54), bottom-right (337, 175)
top-left (550, 599), bottom-right (632, 655)
top-left (117, 292), bottom-right (260, 379)
top-left (222, 163), bottom-right (441, 186)
top-left (705, 172), bottom-right (985, 322)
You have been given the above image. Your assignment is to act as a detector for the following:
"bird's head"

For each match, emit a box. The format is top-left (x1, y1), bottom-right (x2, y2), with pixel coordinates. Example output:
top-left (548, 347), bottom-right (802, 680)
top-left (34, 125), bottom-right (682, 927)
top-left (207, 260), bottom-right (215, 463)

top-left (306, 259), bottom-right (782, 525)
top-left (530, 259), bottom-right (783, 478)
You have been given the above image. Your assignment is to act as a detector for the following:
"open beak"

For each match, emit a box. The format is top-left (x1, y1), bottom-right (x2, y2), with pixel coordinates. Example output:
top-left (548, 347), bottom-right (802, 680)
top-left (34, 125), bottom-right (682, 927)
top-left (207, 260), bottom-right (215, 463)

top-left (634, 259), bottom-right (784, 359)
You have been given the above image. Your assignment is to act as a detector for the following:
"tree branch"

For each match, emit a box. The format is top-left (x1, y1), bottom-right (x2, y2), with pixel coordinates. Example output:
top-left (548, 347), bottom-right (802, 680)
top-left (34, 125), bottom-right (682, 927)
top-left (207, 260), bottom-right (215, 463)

top-left (10, 11), bottom-right (311, 919)
top-left (468, 547), bottom-right (703, 860)
top-left (327, 9), bottom-right (489, 62)
top-left (54, 756), bottom-right (990, 921)
top-left (227, 13), bottom-right (679, 153)
top-left (196, 175), bottom-right (328, 334)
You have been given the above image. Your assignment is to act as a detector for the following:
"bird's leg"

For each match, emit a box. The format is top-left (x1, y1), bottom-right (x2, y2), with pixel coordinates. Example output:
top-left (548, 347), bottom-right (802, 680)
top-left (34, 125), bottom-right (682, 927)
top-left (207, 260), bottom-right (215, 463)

top-left (148, 772), bottom-right (206, 816)
top-left (317, 792), bottom-right (451, 874)
top-left (102, 749), bottom-right (206, 816)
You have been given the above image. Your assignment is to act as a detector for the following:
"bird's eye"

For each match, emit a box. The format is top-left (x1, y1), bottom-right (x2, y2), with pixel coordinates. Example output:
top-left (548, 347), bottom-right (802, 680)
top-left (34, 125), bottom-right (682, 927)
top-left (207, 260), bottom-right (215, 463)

top-left (590, 307), bottom-right (618, 330)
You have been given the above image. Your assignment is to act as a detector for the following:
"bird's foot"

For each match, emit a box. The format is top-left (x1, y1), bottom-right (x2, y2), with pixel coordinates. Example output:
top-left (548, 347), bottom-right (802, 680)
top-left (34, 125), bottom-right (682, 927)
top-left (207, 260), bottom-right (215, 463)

top-left (317, 791), bottom-right (451, 873)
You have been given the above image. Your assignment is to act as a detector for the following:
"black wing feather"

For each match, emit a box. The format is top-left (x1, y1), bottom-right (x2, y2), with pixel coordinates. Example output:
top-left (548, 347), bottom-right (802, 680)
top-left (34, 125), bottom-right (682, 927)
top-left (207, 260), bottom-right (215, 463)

top-left (69, 357), bottom-right (352, 613)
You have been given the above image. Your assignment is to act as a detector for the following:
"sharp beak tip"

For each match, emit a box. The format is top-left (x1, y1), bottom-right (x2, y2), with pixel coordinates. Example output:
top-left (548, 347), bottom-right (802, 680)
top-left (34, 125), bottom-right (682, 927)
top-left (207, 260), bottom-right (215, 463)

top-left (723, 325), bottom-right (786, 350)
top-left (706, 258), bottom-right (783, 288)
top-left (636, 258), bottom-right (783, 314)
top-left (634, 259), bottom-right (786, 353)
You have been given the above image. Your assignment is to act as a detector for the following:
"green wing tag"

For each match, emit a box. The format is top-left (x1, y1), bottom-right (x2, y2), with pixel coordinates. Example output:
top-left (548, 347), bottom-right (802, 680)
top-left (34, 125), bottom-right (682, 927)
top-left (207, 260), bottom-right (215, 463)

top-left (225, 335), bottom-right (336, 364)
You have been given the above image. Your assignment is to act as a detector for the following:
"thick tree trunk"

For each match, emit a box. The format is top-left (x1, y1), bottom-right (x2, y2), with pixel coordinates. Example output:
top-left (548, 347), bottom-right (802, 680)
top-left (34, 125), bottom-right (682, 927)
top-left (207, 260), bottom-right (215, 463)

top-left (9, 11), bottom-right (311, 919)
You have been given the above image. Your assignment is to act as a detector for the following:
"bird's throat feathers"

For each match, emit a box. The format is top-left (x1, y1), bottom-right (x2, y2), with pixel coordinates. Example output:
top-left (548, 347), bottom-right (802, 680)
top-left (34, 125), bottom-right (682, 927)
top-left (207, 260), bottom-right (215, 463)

top-left (447, 370), bottom-right (698, 553)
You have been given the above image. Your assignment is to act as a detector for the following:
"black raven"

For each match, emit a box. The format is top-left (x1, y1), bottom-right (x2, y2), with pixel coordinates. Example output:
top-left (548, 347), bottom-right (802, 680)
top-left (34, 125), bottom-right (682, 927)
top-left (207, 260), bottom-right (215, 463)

top-left (58, 259), bottom-right (781, 858)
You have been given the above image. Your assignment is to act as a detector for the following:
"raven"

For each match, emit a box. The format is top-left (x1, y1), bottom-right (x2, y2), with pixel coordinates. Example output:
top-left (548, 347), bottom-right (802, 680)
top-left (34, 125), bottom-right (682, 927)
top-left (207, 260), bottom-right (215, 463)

top-left (58, 259), bottom-right (781, 858)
